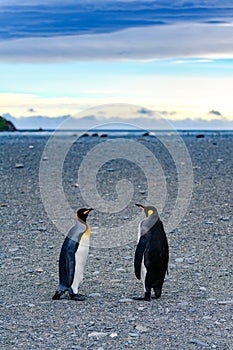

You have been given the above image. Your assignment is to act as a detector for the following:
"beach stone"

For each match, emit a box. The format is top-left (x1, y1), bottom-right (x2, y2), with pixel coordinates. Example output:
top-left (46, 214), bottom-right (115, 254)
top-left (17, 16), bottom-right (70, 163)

top-left (135, 325), bottom-right (149, 332)
top-left (119, 298), bottom-right (133, 303)
top-left (15, 163), bottom-right (24, 168)
top-left (35, 268), bottom-right (44, 273)
top-left (175, 257), bottom-right (184, 263)
top-left (9, 247), bottom-right (19, 252)
top-left (88, 293), bottom-right (101, 298)
top-left (88, 332), bottom-right (108, 338)
top-left (109, 333), bottom-right (117, 338)
top-left (116, 267), bottom-right (126, 272)
top-left (190, 339), bottom-right (209, 347)
top-left (218, 300), bottom-right (233, 305)
top-left (199, 286), bottom-right (207, 291)
top-left (93, 271), bottom-right (100, 276)
top-left (128, 333), bottom-right (139, 338)
top-left (37, 227), bottom-right (46, 232)
top-left (220, 216), bottom-right (230, 221)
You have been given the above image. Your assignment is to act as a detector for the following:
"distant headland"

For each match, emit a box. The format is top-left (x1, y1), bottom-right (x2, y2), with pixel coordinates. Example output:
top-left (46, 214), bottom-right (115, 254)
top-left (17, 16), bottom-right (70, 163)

top-left (0, 116), bottom-right (17, 131)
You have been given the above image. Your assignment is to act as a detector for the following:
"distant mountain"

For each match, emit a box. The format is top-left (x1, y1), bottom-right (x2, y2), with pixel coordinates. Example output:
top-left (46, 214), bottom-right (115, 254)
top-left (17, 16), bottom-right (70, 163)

top-left (3, 114), bottom-right (70, 130)
top-left (3, 113), bottom-right (233, 130)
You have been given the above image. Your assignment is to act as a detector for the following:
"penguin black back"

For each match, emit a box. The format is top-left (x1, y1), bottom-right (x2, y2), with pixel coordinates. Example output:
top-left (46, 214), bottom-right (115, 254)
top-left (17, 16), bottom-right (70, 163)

top-left (134, 204), bottom-right (169, 301)
top-left (52, 208), bottom-right (93, 301)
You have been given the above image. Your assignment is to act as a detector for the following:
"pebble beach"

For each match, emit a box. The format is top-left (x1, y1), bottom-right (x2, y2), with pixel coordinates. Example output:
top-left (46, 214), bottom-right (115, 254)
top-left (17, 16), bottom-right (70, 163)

top-left (0, 132), bottom-right (232, 349)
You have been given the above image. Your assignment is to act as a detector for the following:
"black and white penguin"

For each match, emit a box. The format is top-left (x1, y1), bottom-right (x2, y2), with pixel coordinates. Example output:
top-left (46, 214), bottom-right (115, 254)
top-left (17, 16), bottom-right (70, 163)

top-left (52, 208), bottom-right (93, 301)
top-left (134, 204), bottom-right (169, 301)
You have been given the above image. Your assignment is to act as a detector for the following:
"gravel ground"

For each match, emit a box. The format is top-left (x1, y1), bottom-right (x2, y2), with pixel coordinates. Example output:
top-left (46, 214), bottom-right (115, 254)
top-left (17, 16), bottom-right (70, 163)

top-left (0, 133), bottom-right (232, 350)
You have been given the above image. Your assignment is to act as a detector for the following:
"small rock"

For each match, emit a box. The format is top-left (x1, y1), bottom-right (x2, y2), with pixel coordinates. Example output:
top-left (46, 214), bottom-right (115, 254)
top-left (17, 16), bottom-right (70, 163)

top-left (124, 256), bottom-right (132, 260)
top-left (88, 293), bottom-right (101, 298)
top-left (36, 268), bottom-right (44, 273)
top-left (190, 339), bottom-right (209, 347)
top-left (218, 300), bottom-right (233, 305)
top-left (128, 333), bottom-right (139, 338)
top-left (109, 333), bottom-right (118, 338)
top-left (175, 257), bottom-right (184, 263)
top-left (74, 183), bottom-right (79, 187)
top-left (28, 303), bottom-right (35, 307)
top-left (119, 298), bottom-right (133, 303)
top-left (205, 221), bottom-right (214, 225)
top-left (135, 325), bottom-right (149, 333)
top-left (42, 157), bottom-right (48, 161)
top-left (15, 163), bottom-right (24, 168)
top-left (9, 247), bottom-right (19, 252)
top-left (199, 286), bottom-right (207, 291)
top-left (37, 227), bottom-right (46, 232)
top-left (116, 268), bottom-right (126, 272)
top-left (88, 332), bottom-right (108, 338)
top-left (93, 271), bottom-right (100, 276)
top-left (29, 145), bottom-right (34, 149)
top-left (217, 158), bottom-right (223, 162)
top-left (220, 216), bottom-right (230, 222)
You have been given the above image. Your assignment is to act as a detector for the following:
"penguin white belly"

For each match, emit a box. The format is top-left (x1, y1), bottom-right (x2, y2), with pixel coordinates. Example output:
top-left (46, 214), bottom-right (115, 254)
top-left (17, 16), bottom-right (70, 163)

top-left (141, 257), bottom-right (147, 292)
top-left (71, 234), bottom-right (90, 294)
top-left (137, 222), bottom-right (146, 292)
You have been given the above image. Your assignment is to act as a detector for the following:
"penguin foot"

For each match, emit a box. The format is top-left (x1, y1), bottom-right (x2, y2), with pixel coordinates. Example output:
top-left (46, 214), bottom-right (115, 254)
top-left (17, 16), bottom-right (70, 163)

top-left (152, 289), bottom-right (162, 299)
top-left (52, 291), bottom-right (64, 300)
top-left (70, 293), bottom-right (86, 301)
top-left (133, 296), bottom-right (151, 302)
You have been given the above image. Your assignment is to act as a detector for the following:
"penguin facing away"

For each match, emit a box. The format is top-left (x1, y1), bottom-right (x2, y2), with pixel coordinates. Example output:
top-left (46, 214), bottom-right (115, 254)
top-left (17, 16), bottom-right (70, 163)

top-left (52, 208), bottom-right (93, 301)
top-left (134, 204), bottom-right (169, 301)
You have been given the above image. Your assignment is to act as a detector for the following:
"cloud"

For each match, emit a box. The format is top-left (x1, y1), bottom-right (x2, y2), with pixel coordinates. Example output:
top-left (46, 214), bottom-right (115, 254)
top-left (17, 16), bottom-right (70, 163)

top-left (1, 1), bottom-right (233, 41)
top-left (28, 108), bottom-right (36, 113)
top-left (137, 107), bottom-right (153, 116)
top-left (208, 110), bottom-right (222, 116)
top-left (1, 23), bottom-right (233, 62)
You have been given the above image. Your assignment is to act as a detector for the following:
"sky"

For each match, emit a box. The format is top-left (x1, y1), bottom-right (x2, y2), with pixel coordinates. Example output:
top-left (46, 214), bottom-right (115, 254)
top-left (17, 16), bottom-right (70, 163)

top-left (1, 0), bottom-right (233, 126)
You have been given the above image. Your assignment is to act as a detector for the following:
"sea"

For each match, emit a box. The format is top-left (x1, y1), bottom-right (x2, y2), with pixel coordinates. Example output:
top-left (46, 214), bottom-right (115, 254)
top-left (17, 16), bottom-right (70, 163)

top-left (1, 129), bottom-right (233, 138)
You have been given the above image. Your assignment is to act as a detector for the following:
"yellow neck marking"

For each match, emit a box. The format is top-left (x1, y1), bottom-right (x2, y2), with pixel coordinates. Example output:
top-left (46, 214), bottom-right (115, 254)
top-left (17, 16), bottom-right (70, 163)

top-left (84, 223), bottom-right (91, 236)
top-left (148, 210), bottom-right (154, 216)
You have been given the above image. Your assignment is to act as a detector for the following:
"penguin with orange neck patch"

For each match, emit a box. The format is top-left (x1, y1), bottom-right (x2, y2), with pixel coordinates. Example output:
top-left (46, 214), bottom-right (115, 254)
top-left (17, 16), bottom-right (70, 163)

top-left (52, 208), bottom-right (93, 301)
top-left (134, 204), bottom-right (169, 301)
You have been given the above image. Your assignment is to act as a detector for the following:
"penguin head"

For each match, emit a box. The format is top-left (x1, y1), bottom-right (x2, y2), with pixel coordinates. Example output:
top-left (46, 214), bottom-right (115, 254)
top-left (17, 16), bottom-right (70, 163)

top-left (76, 208), bottom-right (94, 222)
top-left (135, 203), bottom-right (159, 218)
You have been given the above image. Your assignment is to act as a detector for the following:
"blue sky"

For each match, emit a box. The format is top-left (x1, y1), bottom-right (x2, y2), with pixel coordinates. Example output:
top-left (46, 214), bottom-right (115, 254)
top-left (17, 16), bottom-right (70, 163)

top-left (1, 0), bottom-right (233, 124)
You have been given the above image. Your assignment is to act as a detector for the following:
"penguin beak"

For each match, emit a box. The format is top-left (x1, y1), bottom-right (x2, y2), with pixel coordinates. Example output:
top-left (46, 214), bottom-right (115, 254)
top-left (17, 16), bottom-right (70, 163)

top-left (83, 208), bottom-right (94, 215)
top-left (135, 203), bottom-right (144, 211)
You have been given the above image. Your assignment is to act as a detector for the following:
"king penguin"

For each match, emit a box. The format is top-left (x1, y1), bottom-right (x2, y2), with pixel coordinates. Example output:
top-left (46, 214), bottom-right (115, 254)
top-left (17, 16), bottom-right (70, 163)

top-left (52, 208), bottom-right (93, 301)
top-left (134, 204), bottom-right (169, 301)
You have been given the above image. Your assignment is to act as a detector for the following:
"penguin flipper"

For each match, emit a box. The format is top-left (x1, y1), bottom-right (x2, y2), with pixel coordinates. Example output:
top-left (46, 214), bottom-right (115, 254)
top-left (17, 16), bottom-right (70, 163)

top-left (134, 235), bottom-right (147, 280)
top-left (59, 238), bottom-right (79, 288)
